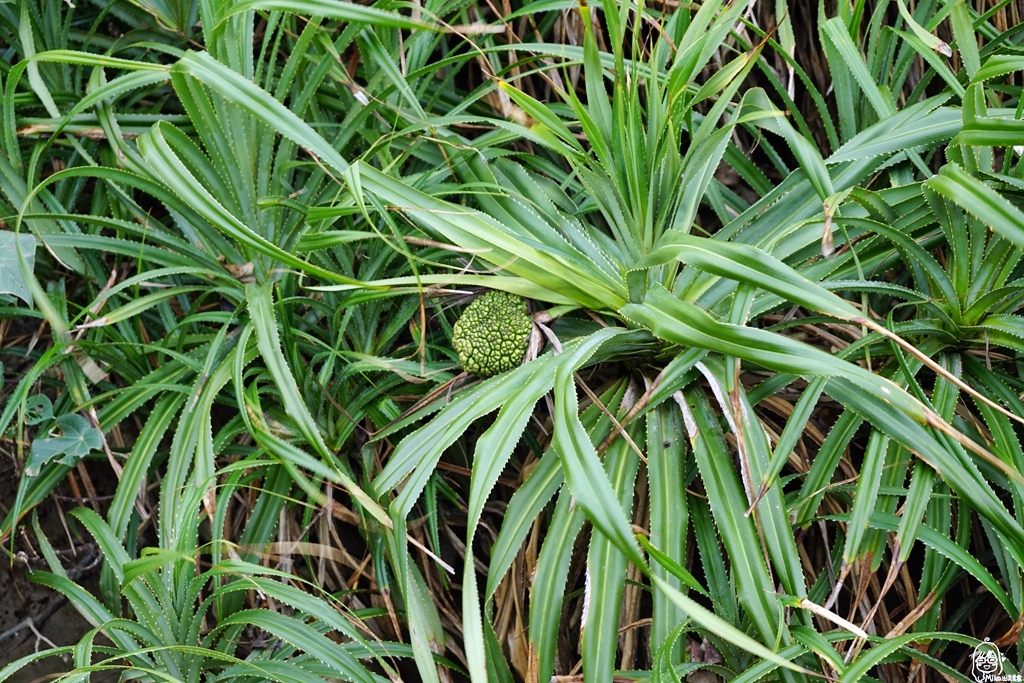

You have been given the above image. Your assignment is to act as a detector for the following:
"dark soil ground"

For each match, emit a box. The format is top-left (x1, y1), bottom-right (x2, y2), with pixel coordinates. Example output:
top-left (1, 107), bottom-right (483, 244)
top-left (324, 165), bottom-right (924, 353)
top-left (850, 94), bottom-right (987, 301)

top-left (0, 317), bottom-right (111, 681)
top-left (0, 452), bottom-right (103, 682)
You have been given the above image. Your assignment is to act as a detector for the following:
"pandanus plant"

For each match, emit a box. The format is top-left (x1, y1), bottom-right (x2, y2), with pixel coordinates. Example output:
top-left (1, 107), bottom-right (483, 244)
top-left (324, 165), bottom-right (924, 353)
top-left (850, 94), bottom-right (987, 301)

top-left (4, 0), bottom-right (1024, 681)
top-left (333, 2), bottom-right (1024, 681)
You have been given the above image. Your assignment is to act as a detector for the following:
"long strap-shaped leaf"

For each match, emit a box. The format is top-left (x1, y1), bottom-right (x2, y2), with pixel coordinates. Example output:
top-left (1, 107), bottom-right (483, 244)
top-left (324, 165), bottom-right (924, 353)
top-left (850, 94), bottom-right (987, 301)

top-left (246, 283), bottom-right (388, 526)
top-left (461, 373), bottom-right (548, 683)
top-left (642, 231), bottom-right (1024, 426)
top-left (357, 164), bottom-right (628, 310)
top-left (484, 379), bottom-right (629, 598)
top-left (550, 333), bottom-right (648, 572)
top-left (108, 395), bottom-right (184, 539)
top-left (137, 123), bottom-right (365, 286)
top-left (826, 377), bottom-right (1024, 570)
top-left (696, 360), bottom-right (808, 602)
top-left (529, 486), bottom-right (585, 683)
top-left (647, 403), bottom-right (688, 662)
top-left (925, 162), bottom-right (1024, 252)
top-left (171, 51), bottom-right (350, 174)
top-left (215, 610), bottom-right (379, 683)
top-left (624, 286), bottom-right (1024, 550)
top-left (653, 576), bottom-right (809, 677)
top-left (676, 387), bottom-right (787, 649)
top-left (158, 329), bottom-right (237, 552)
top-left (168, 49), bottom-right (626, 311)
top-left (220, 0), bottom-right (438, 32)
top-left (642, 232), bottom-right (863, 319)
top-left (582, 434), bottom-right (641, 682)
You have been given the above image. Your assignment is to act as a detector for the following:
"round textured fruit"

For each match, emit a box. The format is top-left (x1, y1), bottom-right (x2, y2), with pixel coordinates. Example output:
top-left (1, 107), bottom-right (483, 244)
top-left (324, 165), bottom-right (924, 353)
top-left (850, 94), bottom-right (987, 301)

top-left (451, 291), bottom-right (532, 378)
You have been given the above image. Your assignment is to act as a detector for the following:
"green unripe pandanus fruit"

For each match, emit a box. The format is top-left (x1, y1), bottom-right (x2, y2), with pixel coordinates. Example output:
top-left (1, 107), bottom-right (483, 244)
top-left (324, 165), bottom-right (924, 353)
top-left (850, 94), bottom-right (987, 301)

top-left (451, 291), bottom-right (532, 378)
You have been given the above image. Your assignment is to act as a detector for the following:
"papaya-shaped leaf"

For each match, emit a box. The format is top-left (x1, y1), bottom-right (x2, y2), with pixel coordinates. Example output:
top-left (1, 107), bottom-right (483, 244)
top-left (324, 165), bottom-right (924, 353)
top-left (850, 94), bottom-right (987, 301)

top-left (23, 394), bottom-right (53, 426)
top-left (27, 415), bottom-right (103, 477)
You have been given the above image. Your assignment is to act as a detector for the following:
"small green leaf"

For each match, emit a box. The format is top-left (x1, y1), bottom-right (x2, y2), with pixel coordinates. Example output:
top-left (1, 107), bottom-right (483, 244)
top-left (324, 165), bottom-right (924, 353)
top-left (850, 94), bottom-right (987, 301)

top-left (24, 394), bottom-right (53, 426)
top-left (27, 414), bottom-right (103, 476)
top-left (0, 232), bottom-right (36, 305)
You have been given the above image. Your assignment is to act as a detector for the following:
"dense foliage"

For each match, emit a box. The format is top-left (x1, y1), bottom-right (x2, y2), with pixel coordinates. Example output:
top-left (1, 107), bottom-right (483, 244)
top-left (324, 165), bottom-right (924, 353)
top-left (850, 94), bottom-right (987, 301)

top-left (1, 0), bottom-right (1024, 682)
